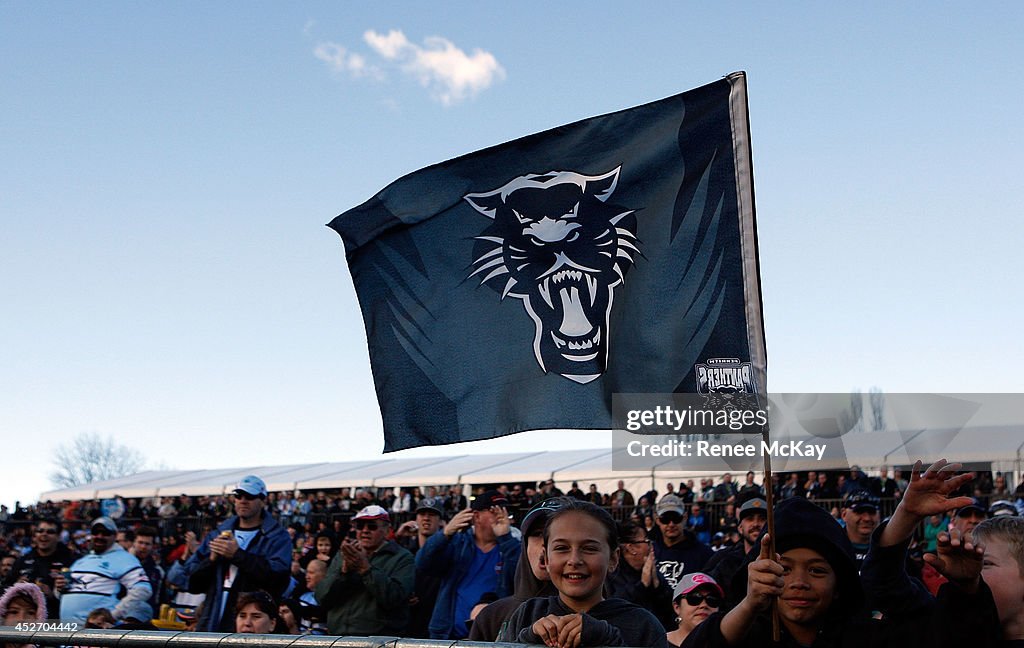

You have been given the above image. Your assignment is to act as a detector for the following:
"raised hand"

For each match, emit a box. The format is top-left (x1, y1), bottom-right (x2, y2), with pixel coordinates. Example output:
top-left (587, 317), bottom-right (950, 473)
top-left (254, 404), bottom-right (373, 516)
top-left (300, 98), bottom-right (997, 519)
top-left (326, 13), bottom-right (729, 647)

top-left (900, 459), bottom-right (975, 518)
top-left (745, 533), bottom-right (784, 613)
top-left (881, 459), bottom-right (977, 547)
top-left (396, 520), bottom-right (418, 538)
top-left (340, 539), bottom-right (370, 574)
top-left (640, 550), bottom-right (659, 588)
top-left (923, 528), bottom-right (984, 593)
top-left (491, 505), bottom-right (511, 537)
top-left (444, 508), bottom-right (474, 538)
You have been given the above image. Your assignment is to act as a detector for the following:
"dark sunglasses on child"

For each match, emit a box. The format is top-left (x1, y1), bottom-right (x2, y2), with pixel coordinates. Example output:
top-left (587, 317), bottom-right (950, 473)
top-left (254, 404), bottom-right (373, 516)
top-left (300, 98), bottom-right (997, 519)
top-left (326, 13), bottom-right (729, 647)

top-left (684, 591), bottom-right (722, 608)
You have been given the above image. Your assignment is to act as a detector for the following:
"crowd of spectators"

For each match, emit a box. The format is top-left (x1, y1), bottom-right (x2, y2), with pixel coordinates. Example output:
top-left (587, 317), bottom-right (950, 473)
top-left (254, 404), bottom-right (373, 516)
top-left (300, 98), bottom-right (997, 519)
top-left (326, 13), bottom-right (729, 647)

top-left (1, 466), bottom-right (1022, 646)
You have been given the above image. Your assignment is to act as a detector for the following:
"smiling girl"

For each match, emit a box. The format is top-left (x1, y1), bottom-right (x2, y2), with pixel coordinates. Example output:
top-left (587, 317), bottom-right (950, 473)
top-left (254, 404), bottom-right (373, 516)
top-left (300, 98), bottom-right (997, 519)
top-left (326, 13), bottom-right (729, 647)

top-left (498, 500), bottom-right (666, 648)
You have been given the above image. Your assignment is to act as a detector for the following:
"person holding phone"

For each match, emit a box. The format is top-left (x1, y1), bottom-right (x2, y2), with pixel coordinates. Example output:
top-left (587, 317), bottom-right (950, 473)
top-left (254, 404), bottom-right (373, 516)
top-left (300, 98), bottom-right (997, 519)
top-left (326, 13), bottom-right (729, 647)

top-left (314, 505), bottom-right (415, 637)
top-left (416, 490), bottom-right (521, 639)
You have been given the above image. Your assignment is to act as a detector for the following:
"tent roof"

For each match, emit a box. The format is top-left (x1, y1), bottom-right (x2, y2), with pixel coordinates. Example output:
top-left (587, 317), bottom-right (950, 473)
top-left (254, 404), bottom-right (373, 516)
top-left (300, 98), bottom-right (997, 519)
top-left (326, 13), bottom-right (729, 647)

top-left (372, 453), bottom-right (544, 488)
top-left (37, 426), bottom-right (1022, 502)
top-left (461, 449), bottom-right (611, 485)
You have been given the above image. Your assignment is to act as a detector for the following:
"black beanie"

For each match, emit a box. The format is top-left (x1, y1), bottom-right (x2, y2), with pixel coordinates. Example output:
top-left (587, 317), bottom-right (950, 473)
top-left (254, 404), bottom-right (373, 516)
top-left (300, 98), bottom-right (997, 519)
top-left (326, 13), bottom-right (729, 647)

top-left (772, 497), bottom-right (864, 616)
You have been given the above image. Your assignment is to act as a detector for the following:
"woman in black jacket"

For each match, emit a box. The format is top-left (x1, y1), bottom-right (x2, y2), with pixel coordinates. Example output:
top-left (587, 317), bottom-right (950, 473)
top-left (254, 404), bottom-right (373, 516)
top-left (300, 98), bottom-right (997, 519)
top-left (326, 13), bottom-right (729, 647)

top-left (606, 520), bottom-right (675, 630)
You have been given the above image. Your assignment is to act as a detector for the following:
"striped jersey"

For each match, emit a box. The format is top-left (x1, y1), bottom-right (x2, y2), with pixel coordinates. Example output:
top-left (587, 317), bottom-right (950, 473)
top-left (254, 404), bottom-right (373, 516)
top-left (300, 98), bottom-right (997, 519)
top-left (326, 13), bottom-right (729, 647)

top-left (60, 545), bottom-right (151, 623)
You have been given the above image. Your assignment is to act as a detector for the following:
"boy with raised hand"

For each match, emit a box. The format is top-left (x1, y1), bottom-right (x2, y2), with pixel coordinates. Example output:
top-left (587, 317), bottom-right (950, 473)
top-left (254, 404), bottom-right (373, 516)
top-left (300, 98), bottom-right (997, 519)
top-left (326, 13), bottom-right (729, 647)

top-left (970, 516), bottom-right (1024, 644)
top-left (864, 458), bottom-right (1006, 645)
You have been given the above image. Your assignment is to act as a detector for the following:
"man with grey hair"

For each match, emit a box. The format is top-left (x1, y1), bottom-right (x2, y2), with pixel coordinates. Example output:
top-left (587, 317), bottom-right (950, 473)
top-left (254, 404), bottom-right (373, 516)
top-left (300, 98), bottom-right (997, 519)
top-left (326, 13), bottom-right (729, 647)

top-left (316, 505), bottom-right (415, 636)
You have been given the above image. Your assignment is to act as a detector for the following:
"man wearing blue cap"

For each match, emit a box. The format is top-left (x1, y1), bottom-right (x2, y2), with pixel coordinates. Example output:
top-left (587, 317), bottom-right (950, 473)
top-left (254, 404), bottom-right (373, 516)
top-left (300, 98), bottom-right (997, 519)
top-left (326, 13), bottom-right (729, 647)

top-left (180, 474), bottom-right (291, 632)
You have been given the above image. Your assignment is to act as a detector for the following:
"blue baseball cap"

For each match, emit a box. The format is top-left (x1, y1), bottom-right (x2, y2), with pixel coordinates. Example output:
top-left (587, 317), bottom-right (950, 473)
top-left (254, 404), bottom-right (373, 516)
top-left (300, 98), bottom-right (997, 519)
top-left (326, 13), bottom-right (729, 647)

top-left (234, 475), bottom-right (268, 498)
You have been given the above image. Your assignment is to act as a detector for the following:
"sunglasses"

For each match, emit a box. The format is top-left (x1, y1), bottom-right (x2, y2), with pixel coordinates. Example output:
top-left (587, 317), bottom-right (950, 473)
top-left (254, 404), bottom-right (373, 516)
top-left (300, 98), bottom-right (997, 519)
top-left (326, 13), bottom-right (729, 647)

top-left (91, 528), bottom-right (113, 536)
top-left (658, 512), bottom-right (683, 524)
top-left (353, 521), bottom-right (380, 531)
top-left (684, 591), bottom-right (722, 608)
top-left (234, 491), bottom-right (261, 500)
top-left (36, 528), bottom-right (59, 535)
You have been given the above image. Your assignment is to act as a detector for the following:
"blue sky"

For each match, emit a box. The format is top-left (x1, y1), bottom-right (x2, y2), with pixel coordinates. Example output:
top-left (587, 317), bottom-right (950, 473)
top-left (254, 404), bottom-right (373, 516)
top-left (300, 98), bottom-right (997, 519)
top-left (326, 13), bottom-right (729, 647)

top-left (2, 4), bottom-right (1022, 508)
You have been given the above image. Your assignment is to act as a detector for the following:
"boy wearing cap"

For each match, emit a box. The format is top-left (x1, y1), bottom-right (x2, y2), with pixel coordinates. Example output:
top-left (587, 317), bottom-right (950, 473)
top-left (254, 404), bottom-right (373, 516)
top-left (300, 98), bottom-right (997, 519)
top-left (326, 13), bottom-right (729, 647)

top-left (417, 489), bottom-right (520, 639)
top-left (59, 516), bottom-right (152, 624)
top-left (396, 501), bottom-right (445, 555)
top-left (181, 474), bottom-right (291, 632)
top-left (396, 500), bottom-right (445, 637)
top-left (316, 505), bottom-right (415, 636)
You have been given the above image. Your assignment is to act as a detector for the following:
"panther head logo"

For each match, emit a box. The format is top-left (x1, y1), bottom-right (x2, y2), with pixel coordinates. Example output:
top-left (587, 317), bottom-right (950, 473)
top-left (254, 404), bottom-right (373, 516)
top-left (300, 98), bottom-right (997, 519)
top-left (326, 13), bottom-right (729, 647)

top-left (464, 167), bottom-right (640, 384)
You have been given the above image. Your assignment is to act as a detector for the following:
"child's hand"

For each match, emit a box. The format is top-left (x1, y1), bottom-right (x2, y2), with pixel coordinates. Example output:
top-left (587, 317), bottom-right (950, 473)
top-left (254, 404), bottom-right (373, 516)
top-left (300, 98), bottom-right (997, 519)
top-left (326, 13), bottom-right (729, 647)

top-left (532, 614), bottom-right (562, 647)
top-left (557, 613), bottom-right (583, 648)
top-left (531, 614), bottom-right (583, 648)
top-left (923, 528), bottom-right (984, 593)
top-left (745, 534), bottom-right (784, 613)
top-left (900, 459), bottom-right (975, 519)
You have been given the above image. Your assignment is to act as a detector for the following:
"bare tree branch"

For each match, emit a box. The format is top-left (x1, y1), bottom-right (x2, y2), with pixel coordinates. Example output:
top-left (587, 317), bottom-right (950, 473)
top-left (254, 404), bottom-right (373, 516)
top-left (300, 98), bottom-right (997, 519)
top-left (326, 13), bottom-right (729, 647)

top-left (49, 432), bottom-right (146, 488)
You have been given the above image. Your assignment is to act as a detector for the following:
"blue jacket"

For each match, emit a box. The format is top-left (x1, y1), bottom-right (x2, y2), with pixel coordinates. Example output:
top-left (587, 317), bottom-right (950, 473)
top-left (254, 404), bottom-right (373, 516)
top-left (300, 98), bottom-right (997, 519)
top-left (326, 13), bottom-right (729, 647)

top-left (416, 528), bottom-right (520, 639)
top-left (182, 513), bottom-right (291, 632)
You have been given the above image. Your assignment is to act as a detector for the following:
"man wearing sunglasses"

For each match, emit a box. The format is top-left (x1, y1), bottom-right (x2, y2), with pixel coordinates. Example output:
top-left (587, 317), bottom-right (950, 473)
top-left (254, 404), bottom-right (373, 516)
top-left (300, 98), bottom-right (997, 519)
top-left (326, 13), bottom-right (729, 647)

top-left (180, 475), bottom-right (291, 632)
top-left (315, 504), bottom-right (415, 636)
top-left (59, 516), bottom-right (152, 624)
top-left (652, 495), bottom-right (713, 590)
top-left (7, 518), bottom-right (78, 615)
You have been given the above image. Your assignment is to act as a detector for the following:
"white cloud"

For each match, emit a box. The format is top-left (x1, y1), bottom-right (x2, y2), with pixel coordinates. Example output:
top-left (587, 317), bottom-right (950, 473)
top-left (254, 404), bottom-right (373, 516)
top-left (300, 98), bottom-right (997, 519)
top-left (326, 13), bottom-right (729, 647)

top-left (364, 29), bottom-right (412, 61)
top-left (405, 35), bottom-right (505, 106)
top-left (313, 41), bottom-right (380, 78)
top-left (313, 29), bottom-right (504, 106)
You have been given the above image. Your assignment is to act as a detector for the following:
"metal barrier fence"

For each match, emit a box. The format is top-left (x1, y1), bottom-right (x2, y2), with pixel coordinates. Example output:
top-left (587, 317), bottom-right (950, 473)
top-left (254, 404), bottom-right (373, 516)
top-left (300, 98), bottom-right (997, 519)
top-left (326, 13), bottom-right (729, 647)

top-left (0, 628), bottom-right (531, 648)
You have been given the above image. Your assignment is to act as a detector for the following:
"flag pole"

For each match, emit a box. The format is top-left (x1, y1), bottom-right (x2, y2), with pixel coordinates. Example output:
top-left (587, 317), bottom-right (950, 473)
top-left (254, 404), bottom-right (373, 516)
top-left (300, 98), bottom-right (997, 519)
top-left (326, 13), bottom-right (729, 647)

top-left (761, 427), bottom-right (780, 641)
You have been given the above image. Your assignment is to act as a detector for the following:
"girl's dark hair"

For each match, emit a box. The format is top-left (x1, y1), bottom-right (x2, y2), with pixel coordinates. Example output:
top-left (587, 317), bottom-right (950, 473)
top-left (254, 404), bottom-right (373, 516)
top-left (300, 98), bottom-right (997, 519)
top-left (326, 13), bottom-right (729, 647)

top-left (543, 499), bottom-right (618, 552)
top-left (235, 591), bottom-right (279, 619)
top-left (616, 519), bottom-right (647, 545)
top-left (276, 598), bottom-right (302, 633)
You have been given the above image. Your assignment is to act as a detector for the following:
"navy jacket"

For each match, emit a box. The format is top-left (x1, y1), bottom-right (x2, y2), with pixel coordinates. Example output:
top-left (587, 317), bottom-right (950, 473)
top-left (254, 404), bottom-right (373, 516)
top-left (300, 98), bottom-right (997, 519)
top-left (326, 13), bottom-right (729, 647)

top-left (182, 513), bottom-right (291, 632)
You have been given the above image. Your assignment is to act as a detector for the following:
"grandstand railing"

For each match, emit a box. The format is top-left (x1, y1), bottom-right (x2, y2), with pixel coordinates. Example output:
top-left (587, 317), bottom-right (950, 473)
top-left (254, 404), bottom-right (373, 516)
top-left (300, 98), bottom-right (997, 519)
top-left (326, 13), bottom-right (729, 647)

top-left (0, 628), bottom-right (533, 648)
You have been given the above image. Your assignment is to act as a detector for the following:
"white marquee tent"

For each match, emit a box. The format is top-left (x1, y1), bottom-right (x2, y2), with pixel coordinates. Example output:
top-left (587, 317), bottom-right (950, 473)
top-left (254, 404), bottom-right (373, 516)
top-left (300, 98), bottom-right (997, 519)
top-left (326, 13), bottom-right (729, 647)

top-left (38, 422), bottom-right (1022, 503)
